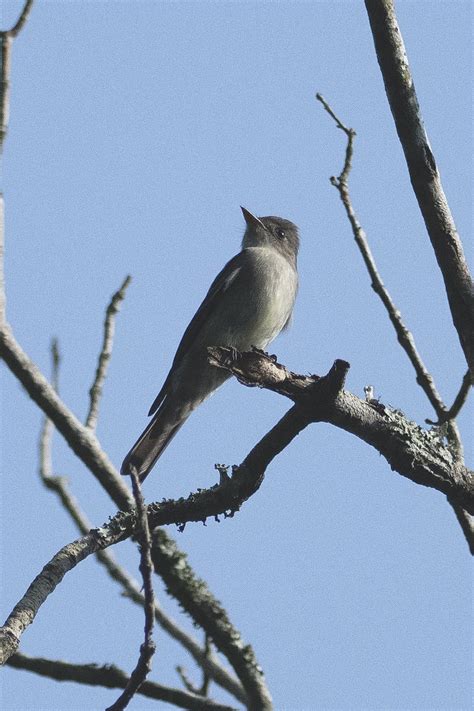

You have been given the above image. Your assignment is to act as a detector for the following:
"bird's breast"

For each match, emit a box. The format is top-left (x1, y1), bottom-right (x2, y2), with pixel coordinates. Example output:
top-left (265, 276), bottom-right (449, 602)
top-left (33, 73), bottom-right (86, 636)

top-left (221, 247), bottom-right (298, 350)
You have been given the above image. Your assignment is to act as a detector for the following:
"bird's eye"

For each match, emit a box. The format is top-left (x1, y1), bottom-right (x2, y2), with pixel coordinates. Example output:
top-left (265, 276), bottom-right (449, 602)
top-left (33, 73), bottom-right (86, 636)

top-left (277, 229), bottom-right (286, 239)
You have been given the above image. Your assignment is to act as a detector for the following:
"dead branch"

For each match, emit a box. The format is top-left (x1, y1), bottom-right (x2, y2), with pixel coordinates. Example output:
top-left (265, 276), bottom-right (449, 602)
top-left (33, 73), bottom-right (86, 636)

top-left (7, 652), bottom-right (237, 711)
top-left (86, 276), bottom-right (131, 431)
top-left (106, 469), bottom-right (156, 711)
top-left (364, 0), bottom-right (474, 380)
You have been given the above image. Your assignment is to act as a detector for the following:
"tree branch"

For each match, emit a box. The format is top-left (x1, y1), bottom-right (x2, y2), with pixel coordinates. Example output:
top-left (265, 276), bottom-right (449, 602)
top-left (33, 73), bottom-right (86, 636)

top-left (37, 341), bottom-right (246, 704)
top-left (364, 0), bottom-right (474, 380)
top-left (106, 470), bottom-right (156, 711)
top-left (4, 351), bottom-right (470, 669)
top-left (316, 92), bottom-right (448, 420)
top-left (7, 652), bottom-right (237, 711)
top-left (208, 348), bottom-right (474, 513)
top-left (86, 276), bottom-right (131, 431)
top-left (151, 529), bottom-right (274, 711)
top-left (0, 323), bottom-right (133, 510)
top-left (1, 0), bottom-right (35, 149)
top-left (427, 371), bottom-right (472, 426)
top-left (449, 504), bottom-right (474, 556)
top-left (2, 325), bottom-right (252, 703)
top-left (6, 0), bottom-right (35, 38)
top-left (177, 634), bottom-right (212, 697)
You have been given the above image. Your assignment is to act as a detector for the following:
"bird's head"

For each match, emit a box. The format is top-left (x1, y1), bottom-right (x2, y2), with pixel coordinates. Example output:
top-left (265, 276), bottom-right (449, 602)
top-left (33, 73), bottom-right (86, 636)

top-left (240, 206), bottom-right (299, 266)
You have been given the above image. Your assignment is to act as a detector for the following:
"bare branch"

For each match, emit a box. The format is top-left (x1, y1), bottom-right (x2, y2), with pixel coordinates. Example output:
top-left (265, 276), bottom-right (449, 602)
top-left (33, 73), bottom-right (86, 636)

top-left (6, 0), bottom-right (35, 38)
top-left (208, 348), bottom-right (474, 512)
top-left (39, 465), bottom-right (245, 702)
top-left (86, 276), bottom-right (131, 431)
top-left (427, 371), bottom-right (472, 426)
top-left (316, 93), bottom-right (448, 420)
top-left (364, 0), bottom-right (474, 379)
top-left (151, 529), bottom-right (274, 711)
top-left (177, 635), bottom-right (212, 698)
top-left (0, 323), bottom-right (133, 510)
top-left (0, 530), bottom-right (103, 665)
top-left (0, 195), bottom-right (5, 324)
top-left (2, 325), bottom-right (248, 702)
top-left (38, 339), bottom-right (60, 480)
top-left (39, 472), bottom-right (245, 703)
top-left (37, 325), bottom-right (245, 702)
top-left (3, 349), bottom-right (470, 670)
top-left (106, 469), bottom-right (156, 711)
top-left (316, 93), bottom-right (471, 543)
top-left (1, 1), bottom-right (35, 149)
top-left (7, 652), bottom-right (237, 711)
top-left (449, 504), bottom-right (474, 556)
top-left (0, 35), bottom-right (13, 150)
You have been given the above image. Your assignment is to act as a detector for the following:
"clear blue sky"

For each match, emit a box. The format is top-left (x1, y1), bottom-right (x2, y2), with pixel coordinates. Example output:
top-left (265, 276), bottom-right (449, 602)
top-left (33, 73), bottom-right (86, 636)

top-left (2, 1), bottom-right (472, 709)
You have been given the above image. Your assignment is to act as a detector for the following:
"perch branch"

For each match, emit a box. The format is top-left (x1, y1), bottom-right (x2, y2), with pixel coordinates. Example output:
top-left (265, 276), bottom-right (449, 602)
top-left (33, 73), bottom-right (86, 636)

top-left (3, 351), bottom-right (471, 669)
top-left (207, 348), bottom-right (473, 512)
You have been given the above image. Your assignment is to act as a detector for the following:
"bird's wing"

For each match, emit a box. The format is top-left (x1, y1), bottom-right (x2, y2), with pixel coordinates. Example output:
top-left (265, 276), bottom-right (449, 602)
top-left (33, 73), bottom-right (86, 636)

top-left (148, 251), bottom-right (245, 415)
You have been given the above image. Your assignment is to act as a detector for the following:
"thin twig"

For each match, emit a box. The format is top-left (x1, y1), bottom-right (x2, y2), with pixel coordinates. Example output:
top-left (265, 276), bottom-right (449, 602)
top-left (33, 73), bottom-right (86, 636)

top-left (38, 339), bottom-right (60, 480)
top-left (176, 636), bottom-right (212, 698)
top-left (106, 468), bottom-right (156, 711)
top-left (1, 0), bottom-right (35, 149)
top-left (316, 93), bottom-right (451, 422)
top-left (200, 635), bottom-right (212, 697)
top-left (427, 371), bottom-right (472, 425)
top-left (177, 666), bottom-right (202, 696)
top-left (448, 503), bottom-right (474, 556)
top-left (7, 652), bottom-right (237, 711)
top-left (7, 0), bottom-right (35, 37)
top-left (86, 275), bottom-right (131, 430)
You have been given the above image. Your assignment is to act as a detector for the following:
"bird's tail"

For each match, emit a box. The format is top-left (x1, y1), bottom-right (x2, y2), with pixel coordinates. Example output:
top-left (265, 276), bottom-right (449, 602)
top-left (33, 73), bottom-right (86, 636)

top-left (121, 398), bottom-right (190, 482)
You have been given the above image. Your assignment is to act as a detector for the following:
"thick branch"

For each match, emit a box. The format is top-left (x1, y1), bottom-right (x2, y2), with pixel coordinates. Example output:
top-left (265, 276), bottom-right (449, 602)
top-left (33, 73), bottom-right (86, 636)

top-left (151, 529), bottom-right (273, 711)
top-left (209, 348), bottom-right (474, 513)
top-left (2, 350), bottom-right (471, 669)
top-left (365, 0), bottom-right (474, 379)
top-left (7, 653), bottom-right (237, 711)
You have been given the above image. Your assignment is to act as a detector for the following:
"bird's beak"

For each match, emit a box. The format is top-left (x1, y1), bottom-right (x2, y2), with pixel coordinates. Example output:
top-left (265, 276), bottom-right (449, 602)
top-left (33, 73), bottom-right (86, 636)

top-left (241, 206), bottom-right (266, 231)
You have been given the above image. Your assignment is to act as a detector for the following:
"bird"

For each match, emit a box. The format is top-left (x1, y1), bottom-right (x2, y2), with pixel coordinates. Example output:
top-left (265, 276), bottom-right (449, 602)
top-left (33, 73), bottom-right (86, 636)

top-left (121, 206), bottom-right (299, 482)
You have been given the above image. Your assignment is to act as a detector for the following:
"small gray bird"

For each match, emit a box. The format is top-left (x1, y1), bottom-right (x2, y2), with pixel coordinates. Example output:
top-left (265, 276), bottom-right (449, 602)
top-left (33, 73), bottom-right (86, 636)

top-left (121, 207), bottom-right (299, 481)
